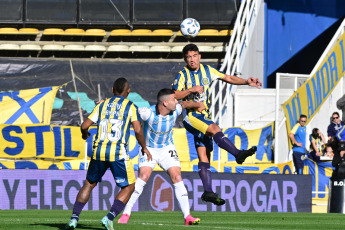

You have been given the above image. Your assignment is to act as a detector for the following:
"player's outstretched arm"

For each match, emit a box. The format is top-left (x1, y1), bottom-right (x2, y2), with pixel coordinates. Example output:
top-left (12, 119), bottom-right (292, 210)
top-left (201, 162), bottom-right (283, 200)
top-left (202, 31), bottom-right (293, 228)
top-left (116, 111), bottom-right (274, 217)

top-left (132, 120), bottom-right (152, 161)
top-left (80, 118), bottom-right (93, 140)
top-left (221, 75), bottom-right (262, 88)
top-left (180, 101), bottom-right (205, 112)
top-left (175, 85), bottom-right (204, 100)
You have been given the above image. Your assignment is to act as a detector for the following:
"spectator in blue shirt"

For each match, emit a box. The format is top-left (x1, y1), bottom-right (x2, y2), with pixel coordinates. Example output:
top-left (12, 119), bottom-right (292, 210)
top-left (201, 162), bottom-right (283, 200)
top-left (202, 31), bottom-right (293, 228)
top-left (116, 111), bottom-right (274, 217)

top-left (327, 112), bottom-right (344, 140)
top-left (289, 114), bottom-right (307, 174)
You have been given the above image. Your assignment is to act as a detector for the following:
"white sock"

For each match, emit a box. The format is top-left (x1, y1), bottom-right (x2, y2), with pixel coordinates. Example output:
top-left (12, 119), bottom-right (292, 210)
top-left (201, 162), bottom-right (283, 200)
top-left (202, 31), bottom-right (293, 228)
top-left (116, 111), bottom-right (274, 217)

top-left (123, 178), bottom-right (146, 216)
top-left (174, 181), bottom-right (190, 219)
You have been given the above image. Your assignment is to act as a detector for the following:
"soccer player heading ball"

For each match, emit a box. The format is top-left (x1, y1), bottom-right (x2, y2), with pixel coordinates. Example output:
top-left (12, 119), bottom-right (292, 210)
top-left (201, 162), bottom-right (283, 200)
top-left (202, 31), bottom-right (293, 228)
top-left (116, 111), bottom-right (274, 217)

top-left (172, 44), bottom-right (262, 205)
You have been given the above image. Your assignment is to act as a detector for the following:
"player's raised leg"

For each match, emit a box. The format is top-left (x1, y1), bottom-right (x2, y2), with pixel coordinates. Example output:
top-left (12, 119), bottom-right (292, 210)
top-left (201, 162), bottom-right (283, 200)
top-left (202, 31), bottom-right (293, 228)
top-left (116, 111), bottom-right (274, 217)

top-left (207, 123), bottom-right (257, 164)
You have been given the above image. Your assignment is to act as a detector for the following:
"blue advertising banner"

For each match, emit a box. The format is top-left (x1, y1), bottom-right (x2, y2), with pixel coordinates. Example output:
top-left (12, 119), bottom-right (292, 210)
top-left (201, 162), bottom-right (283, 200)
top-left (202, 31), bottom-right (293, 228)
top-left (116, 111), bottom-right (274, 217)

top-left (0, 170), bottom-right (312, 212)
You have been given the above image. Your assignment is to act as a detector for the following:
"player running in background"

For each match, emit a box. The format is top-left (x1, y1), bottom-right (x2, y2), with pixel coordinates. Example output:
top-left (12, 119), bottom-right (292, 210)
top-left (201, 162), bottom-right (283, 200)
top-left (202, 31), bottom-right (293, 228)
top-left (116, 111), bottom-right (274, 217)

top-left (118, 88), bottom-right (203, 225)
top-left (172, 44), bottom-right (262, 206)
top-left (65, 78), bottom-right (151, 230)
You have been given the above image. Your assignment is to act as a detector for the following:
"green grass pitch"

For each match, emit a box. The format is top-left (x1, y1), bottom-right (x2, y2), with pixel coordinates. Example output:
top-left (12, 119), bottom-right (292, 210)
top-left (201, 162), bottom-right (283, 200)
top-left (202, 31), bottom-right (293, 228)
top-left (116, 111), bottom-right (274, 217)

top-left (0, 210), bottom-right (343, 229)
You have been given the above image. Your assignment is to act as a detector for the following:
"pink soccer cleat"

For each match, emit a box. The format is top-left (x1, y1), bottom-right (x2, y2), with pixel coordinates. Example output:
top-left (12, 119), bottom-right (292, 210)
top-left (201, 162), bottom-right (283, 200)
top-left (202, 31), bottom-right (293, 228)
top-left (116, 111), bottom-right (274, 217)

top-left (184, 214), bottom-right (200, 225)
top-left (118, 214), bottom-right (130, 224)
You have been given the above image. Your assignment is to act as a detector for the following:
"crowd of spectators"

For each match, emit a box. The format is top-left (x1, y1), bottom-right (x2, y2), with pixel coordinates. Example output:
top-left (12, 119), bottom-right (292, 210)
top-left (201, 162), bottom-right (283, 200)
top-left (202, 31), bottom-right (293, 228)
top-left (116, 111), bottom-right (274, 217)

top-left (289, 111), bottom-right (345, 177)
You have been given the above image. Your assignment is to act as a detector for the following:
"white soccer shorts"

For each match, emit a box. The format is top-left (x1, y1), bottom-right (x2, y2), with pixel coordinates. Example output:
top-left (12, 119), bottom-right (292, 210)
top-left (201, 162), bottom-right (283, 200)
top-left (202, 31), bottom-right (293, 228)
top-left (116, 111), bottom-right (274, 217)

top-left (138, 144), bottom-right (181, 171)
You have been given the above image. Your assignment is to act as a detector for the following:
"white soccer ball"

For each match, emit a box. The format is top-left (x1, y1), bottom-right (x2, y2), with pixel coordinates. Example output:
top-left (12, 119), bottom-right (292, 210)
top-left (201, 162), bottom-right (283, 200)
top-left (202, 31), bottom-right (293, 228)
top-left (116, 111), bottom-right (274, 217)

top-left (180, 18), bottom-right (200, 38)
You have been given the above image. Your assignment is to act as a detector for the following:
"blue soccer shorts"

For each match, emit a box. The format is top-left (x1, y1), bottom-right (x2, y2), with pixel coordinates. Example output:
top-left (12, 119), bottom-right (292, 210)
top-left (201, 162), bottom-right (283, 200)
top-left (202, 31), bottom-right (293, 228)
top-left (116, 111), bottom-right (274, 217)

top-left (183, 112), bottom-right (214, 150)
top-left (86, 158), bottom-right (136, 188)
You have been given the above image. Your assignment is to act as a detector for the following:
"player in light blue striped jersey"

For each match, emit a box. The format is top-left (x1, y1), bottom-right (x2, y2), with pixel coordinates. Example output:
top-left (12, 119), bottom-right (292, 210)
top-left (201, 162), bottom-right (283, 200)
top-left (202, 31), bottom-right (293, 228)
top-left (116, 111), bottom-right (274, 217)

top-left (118, 88), bottom-right (203, 225)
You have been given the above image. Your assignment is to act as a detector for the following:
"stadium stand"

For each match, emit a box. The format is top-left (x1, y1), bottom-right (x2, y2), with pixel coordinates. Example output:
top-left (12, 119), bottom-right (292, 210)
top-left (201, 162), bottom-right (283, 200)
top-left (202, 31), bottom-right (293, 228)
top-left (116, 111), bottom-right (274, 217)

top-left (0, 27), bottom-right (230, 59)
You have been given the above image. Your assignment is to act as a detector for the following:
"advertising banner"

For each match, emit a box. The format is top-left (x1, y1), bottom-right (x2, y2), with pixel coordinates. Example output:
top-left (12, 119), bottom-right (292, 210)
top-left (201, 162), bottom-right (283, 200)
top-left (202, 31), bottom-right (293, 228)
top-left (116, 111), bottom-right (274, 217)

top-left (0, 170), bottom-right (312, 212)
top-left (0, 87), bottom-right (59, 125)
top-left (0, 159), bottom-right (293, 174)
top-left (282, 32), bottom-right (345, 140)
top-left (303, 158), bottom-right (333, 200)
top-left (0, 125), bottom-right (85, 160)
top-left (0, 122), bottom-right (274, 165)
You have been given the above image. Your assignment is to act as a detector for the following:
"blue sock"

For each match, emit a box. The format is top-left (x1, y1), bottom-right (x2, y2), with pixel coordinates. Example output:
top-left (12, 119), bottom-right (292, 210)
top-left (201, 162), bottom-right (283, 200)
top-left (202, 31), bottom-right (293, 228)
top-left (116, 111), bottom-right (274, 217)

top-left (198, 162), bottom-right (213, 193)
top-left (107, 199), bottom-right (125, 221)
top-left (213, 132), bottom-right (240, 156)
top-left (71, 201), bottom-right (86, 221)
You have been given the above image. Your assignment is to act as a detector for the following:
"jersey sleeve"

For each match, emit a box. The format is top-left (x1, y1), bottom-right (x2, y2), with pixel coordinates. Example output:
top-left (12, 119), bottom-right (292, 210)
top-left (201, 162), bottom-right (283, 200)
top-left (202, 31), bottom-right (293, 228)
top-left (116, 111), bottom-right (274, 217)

top-left (175, 103), bottom-right (183, 116)
top-left (138, 107), bottom-right (152, 121)
top-left (129, 103), bottom-right (139, 122)
top-left (337, 126), bottom-right (345, 141)
top-left (88, 103), bottom-right (101, 123)
top-left (290, 124), bottom-right (299, 134)
top-left (172, 72), bottom-right (186, 91)
top-left (208, 65), bottom-right (225, 81)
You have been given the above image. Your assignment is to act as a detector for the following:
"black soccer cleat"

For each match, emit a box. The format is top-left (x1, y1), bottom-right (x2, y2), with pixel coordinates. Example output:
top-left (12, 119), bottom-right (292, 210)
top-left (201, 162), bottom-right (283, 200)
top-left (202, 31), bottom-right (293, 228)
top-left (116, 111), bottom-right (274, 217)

top-left (201, 191), bottom-right (225, 206)
top-left (235, 146), bottom-right (257, 164)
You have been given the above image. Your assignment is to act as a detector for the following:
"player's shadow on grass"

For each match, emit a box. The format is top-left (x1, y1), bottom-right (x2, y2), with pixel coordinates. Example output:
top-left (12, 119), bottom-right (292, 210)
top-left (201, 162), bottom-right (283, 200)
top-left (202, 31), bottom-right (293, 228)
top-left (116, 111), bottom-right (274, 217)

top-left (30, 223), bottom-right (102, 229)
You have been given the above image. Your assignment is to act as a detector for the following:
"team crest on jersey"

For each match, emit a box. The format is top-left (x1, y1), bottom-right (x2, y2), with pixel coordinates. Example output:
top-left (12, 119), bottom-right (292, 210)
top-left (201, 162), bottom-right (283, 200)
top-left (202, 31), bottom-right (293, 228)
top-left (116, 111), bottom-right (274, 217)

top-left (187, 82), bottom-right (192, 87)
top-left (202, 77), bottom-right (209, 85)
top-left (173, 79), bottom-right (177, 85)
top-left (204, 115), bottom-right (212, 121)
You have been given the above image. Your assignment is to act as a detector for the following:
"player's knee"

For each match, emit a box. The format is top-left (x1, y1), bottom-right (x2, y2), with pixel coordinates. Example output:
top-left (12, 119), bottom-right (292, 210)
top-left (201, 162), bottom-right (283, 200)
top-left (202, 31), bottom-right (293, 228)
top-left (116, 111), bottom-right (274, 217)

top-left (139, 174), bottom-right (150, 182)
top-left (207, 123), bottom-right (221, 135)
top-left (172, 174), bottom-right (183, 184)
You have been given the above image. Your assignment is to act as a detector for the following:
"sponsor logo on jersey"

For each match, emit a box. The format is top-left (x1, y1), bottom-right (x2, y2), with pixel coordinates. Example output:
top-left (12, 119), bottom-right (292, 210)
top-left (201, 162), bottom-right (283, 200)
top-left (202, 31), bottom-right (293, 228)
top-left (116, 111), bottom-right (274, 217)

top-left (150, 174), bottom-right (174, 211)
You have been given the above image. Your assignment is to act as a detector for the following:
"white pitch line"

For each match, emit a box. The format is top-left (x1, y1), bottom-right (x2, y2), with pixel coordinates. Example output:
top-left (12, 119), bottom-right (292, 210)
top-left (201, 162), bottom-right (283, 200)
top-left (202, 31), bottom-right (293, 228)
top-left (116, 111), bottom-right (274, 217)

top-left (140, 222), bottom-right (240, 229)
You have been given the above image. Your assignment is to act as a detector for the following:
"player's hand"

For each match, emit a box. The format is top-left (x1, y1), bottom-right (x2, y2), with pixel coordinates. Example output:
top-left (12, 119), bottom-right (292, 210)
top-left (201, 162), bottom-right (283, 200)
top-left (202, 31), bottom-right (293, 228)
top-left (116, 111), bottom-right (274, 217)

top-left (196, 102), bottom-right (206, 112)
top-left (315, 151), bottom-right (322, 157)
top-left (295, 142), bottom-right (303, 147)
top-left (82, 132), bottom-right (90, 140)
top-left (189, 85), bottom-right (203, 94)
top-left (142, 148), bottom-right (152, 161)
top-left (247, 77), bottom-right (262, 89)
top-left (96, 98), bottom-right (108, 104)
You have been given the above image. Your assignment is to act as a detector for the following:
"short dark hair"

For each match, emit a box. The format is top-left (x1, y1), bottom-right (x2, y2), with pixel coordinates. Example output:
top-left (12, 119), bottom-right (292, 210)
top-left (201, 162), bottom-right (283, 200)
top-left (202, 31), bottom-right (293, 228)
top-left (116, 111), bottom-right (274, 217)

top-left (183, 44), bottom-right (199, 56)
top-left (333, 112), bottom-right (340, 117)
top-left (113, 78), bottom-right (128, 94)
top-left (157, 88), bottom-right (175, 104)
top-left (300, 114), bottom-right (307, 119)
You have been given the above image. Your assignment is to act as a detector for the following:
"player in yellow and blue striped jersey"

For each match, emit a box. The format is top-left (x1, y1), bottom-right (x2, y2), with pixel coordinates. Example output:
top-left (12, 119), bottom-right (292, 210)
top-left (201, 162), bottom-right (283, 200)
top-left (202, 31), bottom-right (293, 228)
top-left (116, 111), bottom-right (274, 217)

top-left (172, 44), bottom-right (262, 206)
top-left (65, 78), bottom-right (152, 230)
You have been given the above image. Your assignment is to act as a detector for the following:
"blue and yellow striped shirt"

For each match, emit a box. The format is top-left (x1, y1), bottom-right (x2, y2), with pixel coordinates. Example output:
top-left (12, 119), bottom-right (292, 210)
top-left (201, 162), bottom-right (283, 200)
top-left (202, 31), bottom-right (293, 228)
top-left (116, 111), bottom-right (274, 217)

top-left (171, 64), bottom-right (225, 117)
top-left (88, 96), bottom-right (139, 162)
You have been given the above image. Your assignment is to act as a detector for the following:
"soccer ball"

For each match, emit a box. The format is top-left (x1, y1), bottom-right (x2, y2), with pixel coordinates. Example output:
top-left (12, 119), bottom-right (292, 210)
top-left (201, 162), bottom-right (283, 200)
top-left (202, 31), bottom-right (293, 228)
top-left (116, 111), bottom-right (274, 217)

top-left (180, 18), bottom-right (200, 38)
